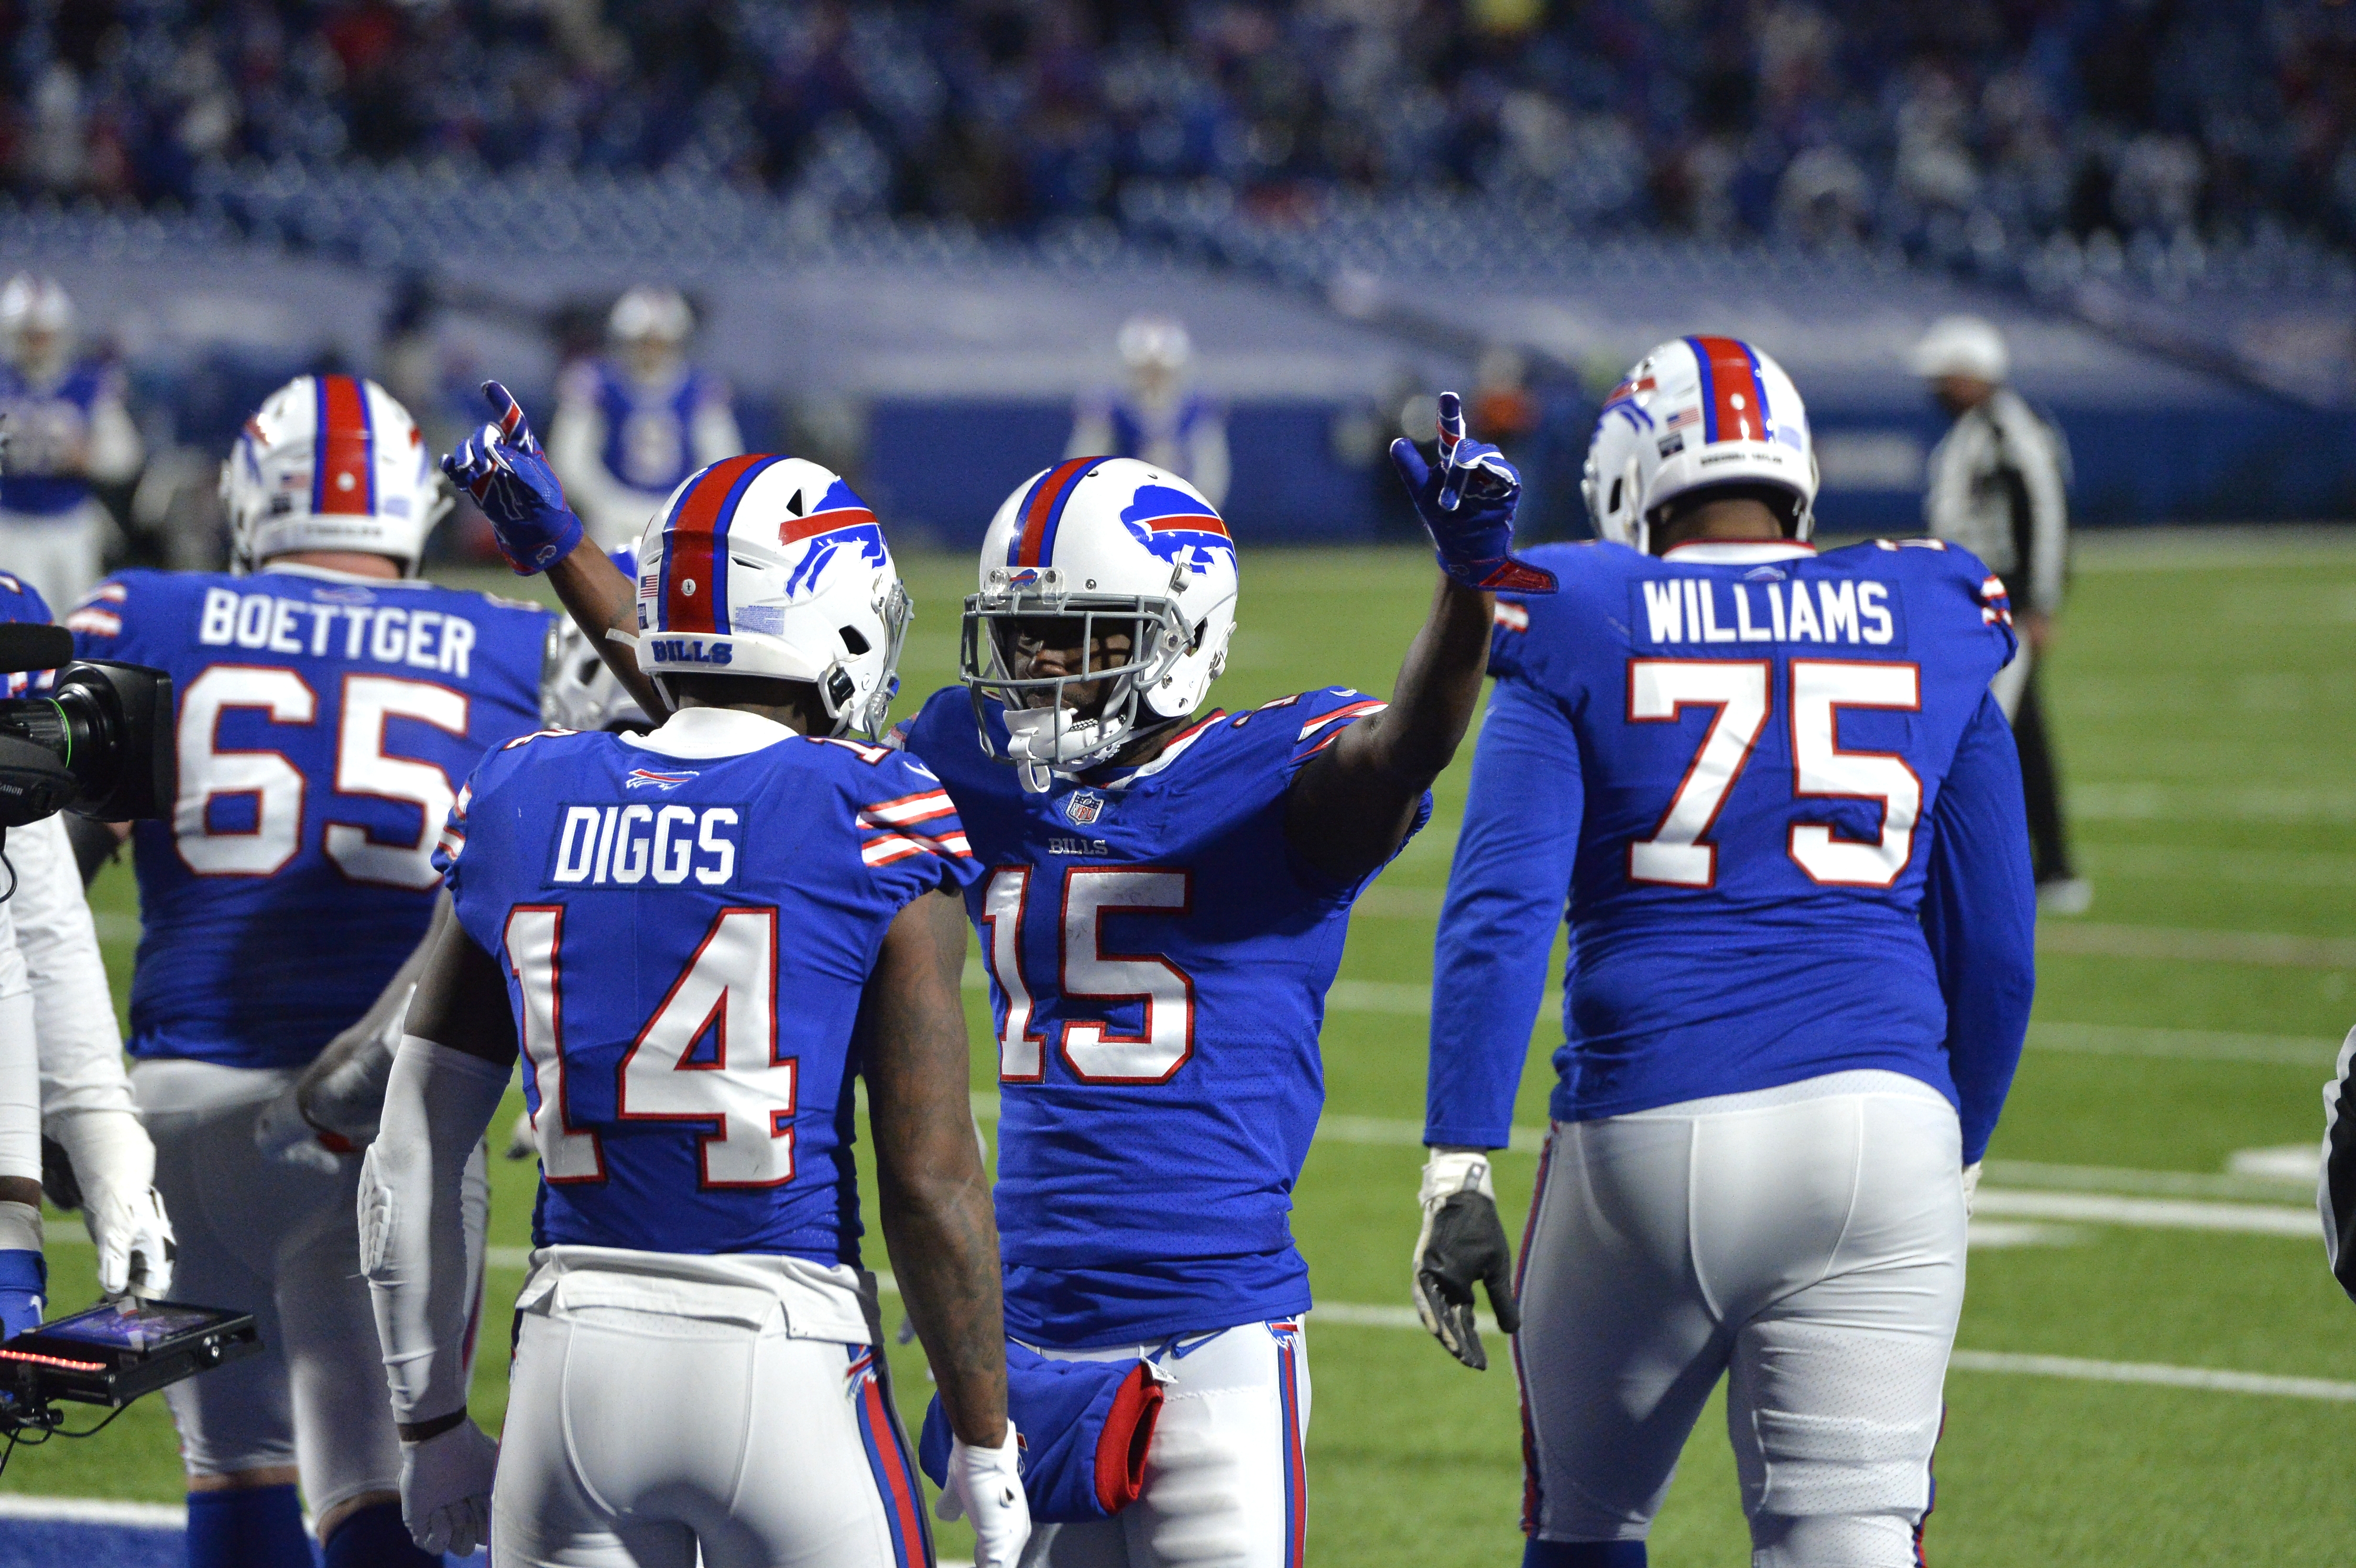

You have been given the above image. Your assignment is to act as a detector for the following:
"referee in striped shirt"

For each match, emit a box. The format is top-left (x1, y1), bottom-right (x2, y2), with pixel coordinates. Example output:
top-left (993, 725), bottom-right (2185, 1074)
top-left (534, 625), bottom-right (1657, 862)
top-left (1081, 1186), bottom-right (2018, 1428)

top-left (1914, 315), bottom-right (2089, 915)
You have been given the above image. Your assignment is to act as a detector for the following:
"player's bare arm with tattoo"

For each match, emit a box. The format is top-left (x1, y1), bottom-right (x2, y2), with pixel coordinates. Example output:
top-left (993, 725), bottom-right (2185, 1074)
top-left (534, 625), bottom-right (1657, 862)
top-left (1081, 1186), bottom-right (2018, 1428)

top-left (1286, 392), bottom-right (1554, 885)
top-left (862, 887), bottom-right (1009, 1451)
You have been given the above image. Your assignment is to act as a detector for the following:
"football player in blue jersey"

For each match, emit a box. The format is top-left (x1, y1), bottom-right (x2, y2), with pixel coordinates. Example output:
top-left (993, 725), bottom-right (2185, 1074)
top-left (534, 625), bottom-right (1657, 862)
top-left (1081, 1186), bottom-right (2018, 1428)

top-left (547, 285), bottom-right (745, 549)
top-left (0, 276), bottom-right (143, 608)
top-left (64, 374), bottom-right (552, 1568)
top-left (446, 374), bottom-right (1551, 1568)
top-left (1066, 315), bottom-right (1229, 507)
top-left (1418, 338), bottom-right (2038, 1568)
top-left (366, 452), bottom-right (1025, 1567)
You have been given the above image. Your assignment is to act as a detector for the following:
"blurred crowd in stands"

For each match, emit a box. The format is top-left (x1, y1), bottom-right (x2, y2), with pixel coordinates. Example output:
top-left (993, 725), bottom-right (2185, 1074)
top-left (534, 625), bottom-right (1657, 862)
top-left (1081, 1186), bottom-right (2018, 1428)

top-left (0, 0), bottom-right (2348, 257)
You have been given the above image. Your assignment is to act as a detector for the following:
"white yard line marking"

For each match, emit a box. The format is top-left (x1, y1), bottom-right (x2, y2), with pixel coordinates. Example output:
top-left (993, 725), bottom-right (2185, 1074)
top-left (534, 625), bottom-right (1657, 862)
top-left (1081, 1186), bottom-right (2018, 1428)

top-left (1970, 1189), bottom-right (2317, 1237)
top-left (2023, 1022), bottom-right (2334, 1065)
top-left (1944, 1351), bottom-right (2356, 1402)
top-left (1984, 1159), bottom-right (2311, 1202)
top-left (2063, 525), bottom-right (2356, 571)
top-left (2037, 923), bottom-right (2356, 969)
top-left (2079, 842), bottom-right (2356, 889)
top-left (2072, 783), bottom-right (2356, 827)
top-left (2227, 1145), bottom-right (2323, 1182)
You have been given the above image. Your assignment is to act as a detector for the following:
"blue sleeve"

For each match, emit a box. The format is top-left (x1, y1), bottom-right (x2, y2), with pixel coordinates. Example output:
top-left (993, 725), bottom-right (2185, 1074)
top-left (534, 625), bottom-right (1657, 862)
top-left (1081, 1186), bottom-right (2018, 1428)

top-left (1425, 677), bottom-right (1582, 1149)
top-left (1920, 692), bottom-right (2037, 1164)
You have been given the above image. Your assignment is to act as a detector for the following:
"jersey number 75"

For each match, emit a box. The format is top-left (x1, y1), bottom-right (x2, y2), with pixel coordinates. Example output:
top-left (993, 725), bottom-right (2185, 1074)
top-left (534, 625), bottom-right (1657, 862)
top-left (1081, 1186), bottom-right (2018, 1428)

top-left (1627, 658), bottom-right (1922, 890)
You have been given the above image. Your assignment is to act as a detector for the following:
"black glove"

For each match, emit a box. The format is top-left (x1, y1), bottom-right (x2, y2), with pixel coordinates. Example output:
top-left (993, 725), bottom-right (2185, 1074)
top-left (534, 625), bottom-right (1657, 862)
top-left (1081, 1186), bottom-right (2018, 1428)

top-left (1413, 1150), bottom-right (1521, 1370)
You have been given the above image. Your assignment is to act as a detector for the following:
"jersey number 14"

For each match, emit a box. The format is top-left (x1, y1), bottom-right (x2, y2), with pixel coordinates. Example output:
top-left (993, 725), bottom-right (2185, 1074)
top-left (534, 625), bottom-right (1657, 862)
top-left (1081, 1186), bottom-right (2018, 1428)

top-left (502, 904), bottom-right (796, 1189)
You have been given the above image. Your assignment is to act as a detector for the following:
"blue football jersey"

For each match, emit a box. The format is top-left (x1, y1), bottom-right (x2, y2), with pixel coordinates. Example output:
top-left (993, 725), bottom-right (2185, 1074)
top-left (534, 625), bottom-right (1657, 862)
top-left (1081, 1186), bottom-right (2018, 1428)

top-left (903, 683), bottom-right (1429, 1348)
top-left (581, 359), bottom-right (726, 497)
top-left (1427, 538), bottom-right (2037, 1159)
top-left (437, 716), bottom-right (981, 1262)
top-left (0, 361), bottom-right (119, 516)
top-left (67, 566), bottom-right (549, 1068)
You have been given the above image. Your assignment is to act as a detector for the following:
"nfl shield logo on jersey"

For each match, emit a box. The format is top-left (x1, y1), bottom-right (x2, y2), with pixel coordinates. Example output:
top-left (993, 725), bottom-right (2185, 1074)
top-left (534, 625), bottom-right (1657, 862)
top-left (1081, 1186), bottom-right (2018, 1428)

top-left (1064, 789), bottom-right (1105, 826)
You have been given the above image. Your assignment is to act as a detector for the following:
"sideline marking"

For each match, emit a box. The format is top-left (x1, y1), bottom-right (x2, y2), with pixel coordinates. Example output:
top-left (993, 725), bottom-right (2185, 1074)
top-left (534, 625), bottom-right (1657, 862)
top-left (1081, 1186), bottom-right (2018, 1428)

top-left (0, 1496), bottom-right (188, 1527)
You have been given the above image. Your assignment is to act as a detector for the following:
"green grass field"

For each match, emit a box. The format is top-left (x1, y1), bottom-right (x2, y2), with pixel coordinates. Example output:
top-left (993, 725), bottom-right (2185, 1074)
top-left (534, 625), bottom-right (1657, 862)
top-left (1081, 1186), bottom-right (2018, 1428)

top-left (8, 532), bottom-right (2356, 1565)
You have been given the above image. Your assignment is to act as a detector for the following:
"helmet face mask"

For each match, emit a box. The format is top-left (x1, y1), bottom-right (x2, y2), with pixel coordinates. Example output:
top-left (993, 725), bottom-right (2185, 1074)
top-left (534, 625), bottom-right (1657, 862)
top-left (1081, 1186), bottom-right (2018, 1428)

top-left (961, 566), bottom-right (1198, 778)
top-left (1582, 336), bottom-right (1817, 555)
top-left (632, 455), bottom-right (908, 740)
top-left (960, 459), bottom-right (1237, 788)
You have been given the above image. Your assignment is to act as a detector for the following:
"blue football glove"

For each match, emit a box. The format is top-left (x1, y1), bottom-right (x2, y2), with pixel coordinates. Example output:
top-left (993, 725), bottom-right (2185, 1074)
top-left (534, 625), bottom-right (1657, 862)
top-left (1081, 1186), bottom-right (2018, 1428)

top-left (441, 381), bottom-right (585, 576)
top-left (1389, 392), bottom-right (1557, 594)
top-left (0, 1247), bottom-right (44, 1339)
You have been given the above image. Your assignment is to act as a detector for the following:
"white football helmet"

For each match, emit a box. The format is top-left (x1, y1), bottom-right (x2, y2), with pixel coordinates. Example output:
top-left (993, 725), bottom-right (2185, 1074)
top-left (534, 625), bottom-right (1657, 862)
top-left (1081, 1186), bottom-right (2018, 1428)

top-left (0, 278), bottom-right (72, 358)
top-left (961, 457), bottom-right (1238, 788)
top-left (221, 375), bottom-right (450, 573)
top-left (1582, 336), bottom-right (1817, 555)
top-left (544, 548), bottom-right (654, 733)
top-left (633, 456), bottom-right (909, 737)
top-left (610, 285), bottom-right (693, 344)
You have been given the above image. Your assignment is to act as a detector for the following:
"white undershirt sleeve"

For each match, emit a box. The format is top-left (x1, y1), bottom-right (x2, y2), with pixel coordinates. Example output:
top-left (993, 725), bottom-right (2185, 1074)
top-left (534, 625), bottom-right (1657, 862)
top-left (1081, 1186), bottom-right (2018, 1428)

top-left (360, 1035), bottom-right (510, 1424)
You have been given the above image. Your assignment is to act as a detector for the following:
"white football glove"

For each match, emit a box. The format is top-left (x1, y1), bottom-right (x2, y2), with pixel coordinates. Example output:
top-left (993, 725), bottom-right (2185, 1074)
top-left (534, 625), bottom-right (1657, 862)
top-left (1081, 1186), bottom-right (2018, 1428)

top-left (400, 1417), bottom-right (499, 1556)
top-left (1413, 1149), bottom-right (1521, 1371)
top-left (52, 1109), bottom-right (175, 1297)
top-left (1962, 1161), bottom-right (1982, 1218)
top-left (935, 1426), bottom-right (1030, 1568)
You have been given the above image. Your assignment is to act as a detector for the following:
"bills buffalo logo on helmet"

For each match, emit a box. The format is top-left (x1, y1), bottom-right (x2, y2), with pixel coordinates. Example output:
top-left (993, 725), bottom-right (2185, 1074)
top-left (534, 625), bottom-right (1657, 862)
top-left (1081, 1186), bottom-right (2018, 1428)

top-left (779, 479), bottom-right (888, 597)
top-left (1118, 484), bottom-right (1234, 574)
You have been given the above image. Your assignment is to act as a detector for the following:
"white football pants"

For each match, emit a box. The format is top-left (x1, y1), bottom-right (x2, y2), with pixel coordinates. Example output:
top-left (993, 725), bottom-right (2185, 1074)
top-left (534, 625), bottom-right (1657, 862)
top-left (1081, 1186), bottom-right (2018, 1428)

top-left (494, 1293), bottom-right (927, 1568)
top-left (134, 1059), bottom-right (488, 1521)
top-left (1515, 1070), bottom-right (1966, 1568)
top-left (1018, 1320), bottom-right (1309, 1568)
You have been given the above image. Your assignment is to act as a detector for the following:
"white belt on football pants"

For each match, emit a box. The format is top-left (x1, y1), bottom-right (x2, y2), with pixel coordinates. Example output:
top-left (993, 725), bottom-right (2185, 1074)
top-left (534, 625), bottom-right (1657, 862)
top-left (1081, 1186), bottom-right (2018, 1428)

top-left (132, 1059), bottom-right (489, 1520)
top-left (1016, 1319), bottom-right (1309, 1568)
top-left (494, 1276), bottom-right (926, 1568)
top-left (1515, 1069), bottom-right (1966, 1568)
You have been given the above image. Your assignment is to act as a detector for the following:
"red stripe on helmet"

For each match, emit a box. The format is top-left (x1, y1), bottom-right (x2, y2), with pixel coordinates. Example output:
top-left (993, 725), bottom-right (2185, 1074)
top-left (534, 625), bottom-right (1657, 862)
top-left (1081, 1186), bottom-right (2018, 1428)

top-left (778, 504), bottom-right (879, 545)
top-left (662, 454), bottom-right (766, 635)
top-left (315, 375), bottom-right (374, 515)
top-left (1691, 336), bottom-right (1767, 445)
top-left (1014, 457), bottom-right (1094, 567)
